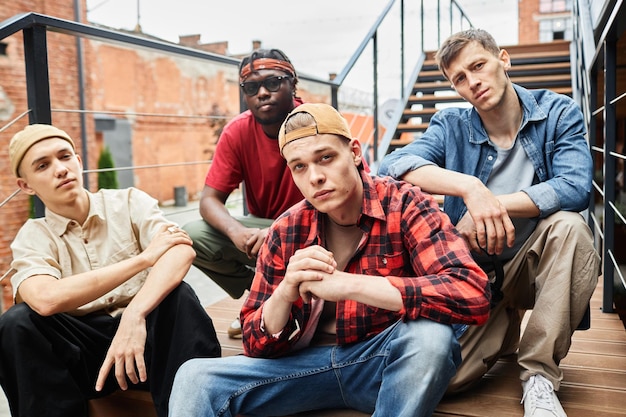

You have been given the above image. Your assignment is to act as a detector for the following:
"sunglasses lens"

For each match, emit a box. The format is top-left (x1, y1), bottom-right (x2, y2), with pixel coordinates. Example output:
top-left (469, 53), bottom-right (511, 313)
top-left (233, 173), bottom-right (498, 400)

top-left (242, 82), bottom-right (260, 96)
top-left (241, 76), bottom-right (290, 96)
top-left (264, 77), bottom-right (282, 92)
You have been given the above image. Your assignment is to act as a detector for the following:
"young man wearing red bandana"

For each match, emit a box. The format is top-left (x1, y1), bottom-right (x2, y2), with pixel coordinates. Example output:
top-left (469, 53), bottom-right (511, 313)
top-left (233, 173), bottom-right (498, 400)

top-left (182, 49), bottom-right (305, 337)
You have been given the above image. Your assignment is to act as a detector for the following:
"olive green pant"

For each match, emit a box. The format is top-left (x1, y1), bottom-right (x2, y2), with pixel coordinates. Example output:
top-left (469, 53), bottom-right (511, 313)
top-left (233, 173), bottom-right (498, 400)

top-left (448, 211), bottom-right (600, 393)
top-left (182, 216), bottom-right (274, 299)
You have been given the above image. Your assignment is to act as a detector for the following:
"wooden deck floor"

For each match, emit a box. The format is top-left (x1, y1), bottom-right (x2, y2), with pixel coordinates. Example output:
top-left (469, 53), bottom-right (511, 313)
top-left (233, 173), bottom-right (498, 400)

top-left (206, 279), bottom-right (626, 417)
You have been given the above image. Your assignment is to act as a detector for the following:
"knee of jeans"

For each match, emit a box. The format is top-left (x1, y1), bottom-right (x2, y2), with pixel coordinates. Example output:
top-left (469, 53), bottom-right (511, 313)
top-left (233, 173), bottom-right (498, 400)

top-left (172, 359), bottom-right (208, 395)
top-left (405, 320), bottom-right (460, 366)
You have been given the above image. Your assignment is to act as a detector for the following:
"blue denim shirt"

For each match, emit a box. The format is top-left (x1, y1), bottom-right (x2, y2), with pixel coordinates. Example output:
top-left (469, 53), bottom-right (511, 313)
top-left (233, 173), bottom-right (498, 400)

top-left (378, 84), bottom-right (593, 226)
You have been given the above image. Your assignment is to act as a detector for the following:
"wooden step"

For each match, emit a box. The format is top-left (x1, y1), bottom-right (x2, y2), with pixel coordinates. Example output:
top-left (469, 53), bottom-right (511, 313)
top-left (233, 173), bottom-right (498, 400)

top-left (413, 74), bottom-right (571, 94)
top-left (507, 61), bottom-right (571, 76)
top-left (422, 48), bottom-right (571, 72)
top-left (90, 277), bottom-right (624, 417)
top-left (418, 61), bottom-right (571, 84)
top-left (408, 93), bottom-right (465, 105)
top-left (402, 108), bottom-right (439, 117)
top-left (396, 122), bottom-right (429, 132)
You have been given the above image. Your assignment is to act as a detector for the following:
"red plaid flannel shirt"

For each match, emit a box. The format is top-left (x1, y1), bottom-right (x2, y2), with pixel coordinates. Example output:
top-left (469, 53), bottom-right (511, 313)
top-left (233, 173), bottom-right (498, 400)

top-left (241, 172), bottom-right (489, 358)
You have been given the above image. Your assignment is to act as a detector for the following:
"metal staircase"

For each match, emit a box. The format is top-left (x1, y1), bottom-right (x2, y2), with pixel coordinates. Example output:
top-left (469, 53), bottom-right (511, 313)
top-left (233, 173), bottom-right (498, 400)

top-left (383, 40), bottom-right (573, 155)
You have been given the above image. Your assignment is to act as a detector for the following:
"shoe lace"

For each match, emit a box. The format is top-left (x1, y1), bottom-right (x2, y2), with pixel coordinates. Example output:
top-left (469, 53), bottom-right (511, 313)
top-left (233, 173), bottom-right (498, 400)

top-left (521, 375), bottom-right (555, 411)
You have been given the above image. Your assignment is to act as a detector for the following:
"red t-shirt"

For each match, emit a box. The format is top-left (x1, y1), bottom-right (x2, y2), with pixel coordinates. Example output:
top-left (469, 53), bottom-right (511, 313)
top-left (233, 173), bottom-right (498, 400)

top-left (205, 100), bottom-right (304, 219)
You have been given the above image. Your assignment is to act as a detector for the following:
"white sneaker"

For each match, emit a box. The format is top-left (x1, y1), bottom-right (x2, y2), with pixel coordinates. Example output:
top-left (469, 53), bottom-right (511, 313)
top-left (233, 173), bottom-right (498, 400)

top-left (227, 317), bottom-right (242, 339)
top-left (521, 375), bottom-right (567, 417)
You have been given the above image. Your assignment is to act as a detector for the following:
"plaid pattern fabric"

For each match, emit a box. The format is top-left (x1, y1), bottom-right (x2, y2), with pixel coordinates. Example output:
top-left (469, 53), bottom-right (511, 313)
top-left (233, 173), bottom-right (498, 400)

top-left (241, 172), bottom-right (489, 358)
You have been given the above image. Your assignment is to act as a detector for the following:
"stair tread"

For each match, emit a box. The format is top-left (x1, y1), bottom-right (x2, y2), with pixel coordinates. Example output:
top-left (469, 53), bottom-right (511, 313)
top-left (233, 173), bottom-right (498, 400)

top-left (384, 41), bottom-right (573, 158)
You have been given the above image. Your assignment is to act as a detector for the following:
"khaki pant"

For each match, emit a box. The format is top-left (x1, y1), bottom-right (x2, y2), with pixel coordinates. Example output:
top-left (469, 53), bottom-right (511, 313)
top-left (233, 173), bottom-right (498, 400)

top-left (182, 216), bottom-right (274, 299)
top-left (448, 211), bottom-right (599, 393)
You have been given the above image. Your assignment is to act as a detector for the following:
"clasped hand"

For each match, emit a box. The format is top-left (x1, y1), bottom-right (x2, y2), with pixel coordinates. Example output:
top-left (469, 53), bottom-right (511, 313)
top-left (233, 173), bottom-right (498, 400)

top-left (279, 245), bottom-right (341, 304)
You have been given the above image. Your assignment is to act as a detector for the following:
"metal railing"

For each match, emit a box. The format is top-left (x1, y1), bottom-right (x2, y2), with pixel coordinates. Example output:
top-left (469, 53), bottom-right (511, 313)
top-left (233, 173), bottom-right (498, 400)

top-left (333, 0), bottom-right (473, 168)
top-left (571, 0), bottom-right (626, 313)
top-left (0, 0), bottom-right (474, 198)
top-left (0, 1), bottom-right (471, 311)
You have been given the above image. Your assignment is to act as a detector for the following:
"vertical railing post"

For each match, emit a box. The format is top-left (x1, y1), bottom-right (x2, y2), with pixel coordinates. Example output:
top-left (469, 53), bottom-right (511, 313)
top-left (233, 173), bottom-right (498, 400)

top-left (603, 37), bottom-right (617, 313)
top-left (437, 0), bottom-right (441, 48)
top-left (420, 0), bottom-right (425, 52)
top-left (23, 25), bottom-right (52, 125)
top-left (331, 84), bottom-right (339, 110)
top-left (372, 32), bottom-right (379, 164)
top-left (400, 0), bottom-right (405, 95)
top-left (449, 0), bottom-right (453, 36)
top-left (74, 0), bottom-right (89, 184)
top-left (23, 24), bottom-right (52, 218)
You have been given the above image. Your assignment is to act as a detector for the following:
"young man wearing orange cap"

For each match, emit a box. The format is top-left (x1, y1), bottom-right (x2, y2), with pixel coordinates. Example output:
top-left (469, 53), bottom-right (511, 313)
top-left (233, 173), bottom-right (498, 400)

top-left (0, 124), bottom-right (220, 417)
top-left (182, 48), bottom-right (305, 338)
top-left (169, 103), bottom-right (490, 417)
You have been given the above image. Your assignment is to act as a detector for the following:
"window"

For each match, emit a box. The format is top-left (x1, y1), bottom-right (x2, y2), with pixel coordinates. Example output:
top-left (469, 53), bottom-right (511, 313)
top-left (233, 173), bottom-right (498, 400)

top-left (539, 18), bottom-right (572, 42)
top-left (539, 0), bottom-right (572, 13)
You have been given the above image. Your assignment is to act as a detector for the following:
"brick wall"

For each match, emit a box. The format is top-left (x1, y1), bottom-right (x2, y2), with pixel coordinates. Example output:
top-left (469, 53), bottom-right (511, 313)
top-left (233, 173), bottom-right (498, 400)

top-left (0, 0), bottom-right (95, 311)
top-left (88, 40), bottom-right (331, 204)
top-left (88, 41), bottom-right (239, 203)
top-left (0, 1), bottom-right (332, 312)
top-left (518, 0), bottom-right (540, 44)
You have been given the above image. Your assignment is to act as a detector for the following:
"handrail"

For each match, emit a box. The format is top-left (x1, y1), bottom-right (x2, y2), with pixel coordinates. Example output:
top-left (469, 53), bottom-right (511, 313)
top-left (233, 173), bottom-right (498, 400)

top-left (571, 0), bottom-right (626, 313)
top-left (0, 2), bottom-right (472, 310)
top-left (0, 11), bottom-right (334, 217)
top-left (0, 12), bottom-right (332, 86)
top-left (370, 52), bottom-right (426, 173)
top-left (333, 0), bottom-right (397, 87)
top-left (0, 3), bottom-right (473, 181)
top-left (331, 0), bottom-right (473, 167)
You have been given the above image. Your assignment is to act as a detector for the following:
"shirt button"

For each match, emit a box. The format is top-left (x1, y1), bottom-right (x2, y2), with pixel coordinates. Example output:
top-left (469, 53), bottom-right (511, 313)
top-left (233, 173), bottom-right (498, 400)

top-left (488, 155), bottom-right (494, 161)
top-left (382, 258), bottom-right (387, 265)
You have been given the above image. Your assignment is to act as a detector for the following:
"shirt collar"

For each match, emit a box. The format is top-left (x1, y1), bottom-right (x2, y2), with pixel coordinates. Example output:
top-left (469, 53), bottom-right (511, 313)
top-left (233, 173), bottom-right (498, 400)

top-left (468, 83), bottom-right (547, 145)
top-left (45, 190), bottom-right (105, 236)
top-left (513, 83), bottom-right (547, 127)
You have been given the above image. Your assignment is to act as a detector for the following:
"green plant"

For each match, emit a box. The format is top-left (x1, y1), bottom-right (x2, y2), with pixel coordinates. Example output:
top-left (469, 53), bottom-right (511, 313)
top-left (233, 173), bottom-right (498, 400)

top-left (97, 146), bottom-right (119, 190)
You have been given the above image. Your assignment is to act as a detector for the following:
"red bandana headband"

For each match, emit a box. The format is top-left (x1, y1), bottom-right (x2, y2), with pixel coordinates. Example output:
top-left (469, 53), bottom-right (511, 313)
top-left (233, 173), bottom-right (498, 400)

top-left (239, 58), bottom-right (296, 82)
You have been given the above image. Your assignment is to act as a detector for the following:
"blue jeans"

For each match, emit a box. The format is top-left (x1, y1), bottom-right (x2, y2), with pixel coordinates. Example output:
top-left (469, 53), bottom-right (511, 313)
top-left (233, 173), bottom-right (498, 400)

top-left (169, 319), bottom-right (460, 417)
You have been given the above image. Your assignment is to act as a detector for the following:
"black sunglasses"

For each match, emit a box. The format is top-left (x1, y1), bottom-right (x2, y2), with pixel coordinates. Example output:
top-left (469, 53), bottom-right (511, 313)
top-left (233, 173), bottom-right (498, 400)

top-left (240, 75), bottom-right (291, 96)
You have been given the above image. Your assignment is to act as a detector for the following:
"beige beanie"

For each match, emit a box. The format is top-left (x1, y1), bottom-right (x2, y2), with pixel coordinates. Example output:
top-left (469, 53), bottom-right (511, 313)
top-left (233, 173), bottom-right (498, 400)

top-left (9, 124), bottom-right (75, 177)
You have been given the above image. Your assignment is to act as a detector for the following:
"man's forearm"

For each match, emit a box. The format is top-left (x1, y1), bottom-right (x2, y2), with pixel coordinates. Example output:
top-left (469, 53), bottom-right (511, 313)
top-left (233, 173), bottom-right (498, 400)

top-left (402, 165), bottom-right (482, 199)
top-left (17, 253), bottom-right (153, 316)
top-left (200, 198), bottom-right (245, 241)
top-left (124, 244), bottom-right (195, 319)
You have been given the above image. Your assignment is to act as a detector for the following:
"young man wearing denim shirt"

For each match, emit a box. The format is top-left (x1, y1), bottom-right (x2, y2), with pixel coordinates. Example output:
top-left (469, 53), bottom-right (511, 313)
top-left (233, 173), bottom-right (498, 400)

top-left (379, 29), bottom-right (599, 417)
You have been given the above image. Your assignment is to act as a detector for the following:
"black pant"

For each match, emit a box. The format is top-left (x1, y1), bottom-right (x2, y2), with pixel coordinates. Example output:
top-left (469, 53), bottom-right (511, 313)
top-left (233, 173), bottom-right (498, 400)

top-left (0, 282), bottom-right (221, 417)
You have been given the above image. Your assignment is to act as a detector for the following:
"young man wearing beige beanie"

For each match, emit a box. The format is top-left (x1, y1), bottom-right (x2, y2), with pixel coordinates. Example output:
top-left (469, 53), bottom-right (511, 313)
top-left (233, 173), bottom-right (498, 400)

top-left (0, 124), bottom-right (220, 417)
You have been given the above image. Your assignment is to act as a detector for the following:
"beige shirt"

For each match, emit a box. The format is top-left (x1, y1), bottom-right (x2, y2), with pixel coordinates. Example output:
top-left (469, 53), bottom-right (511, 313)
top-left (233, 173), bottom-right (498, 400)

top-left (10, 187), bottom-right (169, 316)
